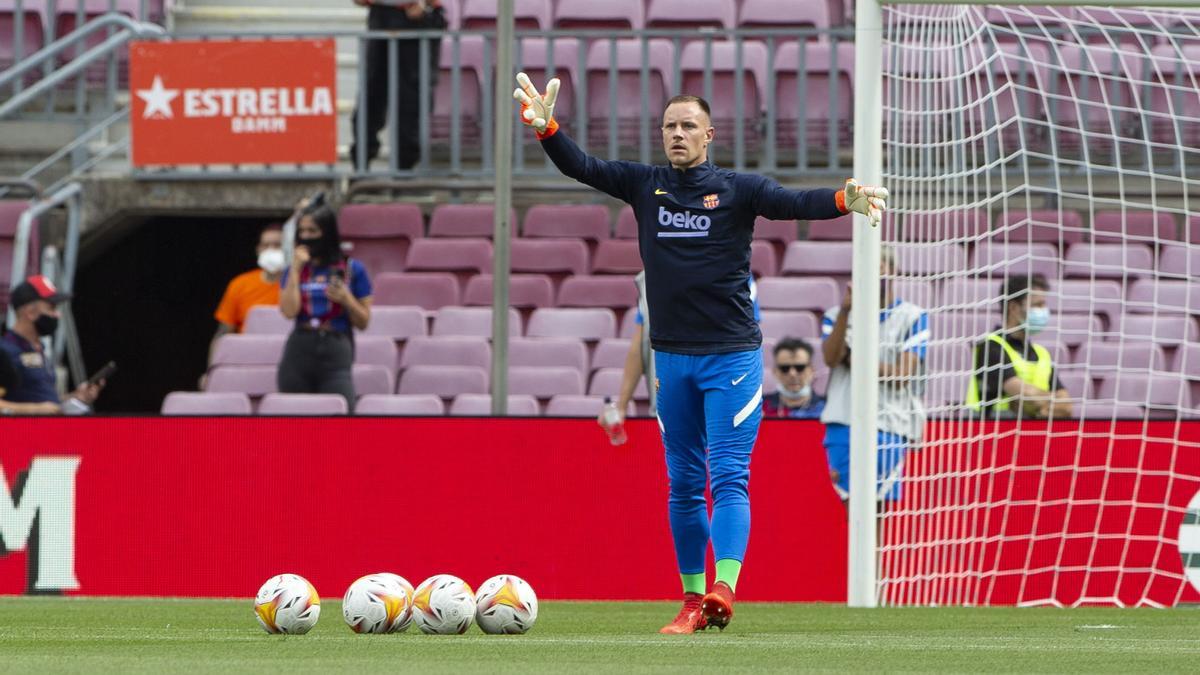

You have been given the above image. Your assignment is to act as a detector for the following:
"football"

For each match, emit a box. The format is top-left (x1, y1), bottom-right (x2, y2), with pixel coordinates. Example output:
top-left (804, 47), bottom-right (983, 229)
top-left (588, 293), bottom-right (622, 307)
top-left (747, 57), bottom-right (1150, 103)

top-left (341, 574), bottom-right (412, 634)
top-left (374, 573), bottom-right (416, 632)
top-left (411, 574), bottom-right (476, 634)
top-left (254, 574), bottom-right (321, 635)
top-left (474, 574), bottom-right (539, 635)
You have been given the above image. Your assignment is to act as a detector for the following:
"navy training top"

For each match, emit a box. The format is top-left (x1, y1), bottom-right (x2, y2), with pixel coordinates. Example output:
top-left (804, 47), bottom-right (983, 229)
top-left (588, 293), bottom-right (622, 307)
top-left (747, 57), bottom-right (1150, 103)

top-left (541, 131), bottom-right (846, 354)
top-left (0, 331), bottom-right (59, 404)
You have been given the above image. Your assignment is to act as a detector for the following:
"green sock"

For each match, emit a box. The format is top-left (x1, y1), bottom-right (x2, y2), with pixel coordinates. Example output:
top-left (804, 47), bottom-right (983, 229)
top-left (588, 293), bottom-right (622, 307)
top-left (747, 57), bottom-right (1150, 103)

top-left (680, 573), bottom-right (706, 595)
top-left (715, 559), bottom-right (742, 593)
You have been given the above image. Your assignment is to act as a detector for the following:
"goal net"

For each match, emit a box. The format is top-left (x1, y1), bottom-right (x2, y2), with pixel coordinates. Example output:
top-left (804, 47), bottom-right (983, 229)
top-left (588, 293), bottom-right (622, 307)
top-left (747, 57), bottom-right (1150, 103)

top-left (877, 4), bottom-right (1200, 607)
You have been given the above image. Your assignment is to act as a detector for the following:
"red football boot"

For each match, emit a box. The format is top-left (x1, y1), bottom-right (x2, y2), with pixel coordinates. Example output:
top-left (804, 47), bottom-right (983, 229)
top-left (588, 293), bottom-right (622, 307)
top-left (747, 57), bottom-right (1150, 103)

top-left (658, 592), bottom-right (707, 634)
top-left (701, 581), bottom-right (735, 630)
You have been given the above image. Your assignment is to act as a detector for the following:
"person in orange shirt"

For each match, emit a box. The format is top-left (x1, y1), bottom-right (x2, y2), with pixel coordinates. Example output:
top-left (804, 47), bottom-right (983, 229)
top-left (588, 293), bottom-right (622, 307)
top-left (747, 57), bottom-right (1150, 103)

top-left (207, 225), bottom-right (284, 362)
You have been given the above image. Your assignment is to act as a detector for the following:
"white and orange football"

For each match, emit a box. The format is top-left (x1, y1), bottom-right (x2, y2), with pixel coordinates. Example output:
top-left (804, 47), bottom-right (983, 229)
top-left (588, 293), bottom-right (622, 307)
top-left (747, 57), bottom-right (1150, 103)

top-left (254, 573), bottom-right (321, 634)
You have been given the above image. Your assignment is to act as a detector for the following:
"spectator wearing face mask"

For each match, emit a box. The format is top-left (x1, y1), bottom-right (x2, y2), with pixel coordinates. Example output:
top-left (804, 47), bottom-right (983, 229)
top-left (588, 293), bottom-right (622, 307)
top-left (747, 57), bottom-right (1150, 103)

top-left (0, 328), bottom-right (60, 415)
top-left (0, 276), bottom-right (102, 411)
top-left (762, 337), bottom-right (825, 419)
top-left (207, 224), bottom-right (285, 361)
top-left (278, 202), bottom-right (373, 410)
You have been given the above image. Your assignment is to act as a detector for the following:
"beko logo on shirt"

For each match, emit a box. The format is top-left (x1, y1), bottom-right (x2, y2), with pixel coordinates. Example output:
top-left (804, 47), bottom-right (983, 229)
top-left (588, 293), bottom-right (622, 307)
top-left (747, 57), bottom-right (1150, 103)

top-left (656, 206), bottom-right (711, 238)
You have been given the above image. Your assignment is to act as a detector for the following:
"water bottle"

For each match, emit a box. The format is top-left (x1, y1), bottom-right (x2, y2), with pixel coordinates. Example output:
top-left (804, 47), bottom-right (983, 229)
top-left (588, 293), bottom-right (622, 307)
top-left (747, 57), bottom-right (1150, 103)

top-left (602, 397), bottom-right (628, 446)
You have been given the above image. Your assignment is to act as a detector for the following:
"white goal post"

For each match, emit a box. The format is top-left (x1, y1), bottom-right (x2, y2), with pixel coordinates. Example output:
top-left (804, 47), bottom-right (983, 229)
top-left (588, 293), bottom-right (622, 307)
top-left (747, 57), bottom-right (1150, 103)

top-left (851, 0), bottom-right (1200, 607)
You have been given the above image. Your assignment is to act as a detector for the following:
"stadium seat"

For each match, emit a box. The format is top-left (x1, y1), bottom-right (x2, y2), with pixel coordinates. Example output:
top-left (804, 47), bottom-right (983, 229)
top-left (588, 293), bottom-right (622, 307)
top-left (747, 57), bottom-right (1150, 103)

top-left (557, 275), bottom-right (638, 310)
top-left (940, 277), bottom-right (1001, 310)
top-left (753, 217), bottom-right (799, 251)
top-left (969, 241), bottom-right (1058, 279)
top-left (619, 308), bottom-right (640, 338)
top-left (1127, 279), bottom-right (1200, 315)
top-left (511, 238), bottom-right (589, 276)
top-left (925, 372), bottom-right (970, 408)
top-left (739, 0), bottom-right (829, 35)
top-left (463, 274), bottom-right (555, 309)
top-left (352, 365), bottom-right (395, 396)
top-left (1091, 210), bottom-right (1177, 244)
top-left (805, 216), bottom-right (853, 241)
top-left (522, 204), bottom-right (610, 245)
top-left (460, 0), bottom-right (550, 30)
top-left (1170, 342), bottom-right (1200, 378)
top-left (590, 240), bottom-right (642, 275)
top-left (362, 306), bottom-right (428, 341)
top-left (1110, 314), bottom-right (1199, 346)
top-left (0, 199), bottom-right (39, 312)
top-left (1149, 44), bottom-right (1200, 147)
top-left (759, 310), bottom-right (820, 340)
top-left (210, 334), bottom-right (286, 367)
top-left (258, 393), bottom-right (349, 416)
top-left (585, 39), bottom-right (674, 148)
top-left (1038, 313), bottom-right (1102, 350)
top-left (1063, 243), bottom-right (1155, 279)
top-left (515, 39), bottom-right (581, 129)
top-left (891, 279), bottom-right (936, 309)
top-left (432, 306), bottom-right (522, 337)
top-left (160, 392), bottom-right (252, 416)
top-left (372, 272), bottom-right (460, 309)
top-left (433, 36), bottom-right (485, 145)
top-left (546, 394), bottom-right (632, 417)
top-left (1073, 401), bottom-right (1146, 419)
top-left (757, 277), bottom-right (840, 312)
top-left (1096, 373), bottom-right (1190, 411)
top-left (356, 394), bottom-right (445, 415)
top-left (589, 367), bottom-right (649, 400)
top-left (205, 365), bottom-right (277, 397)
top-left (615, 207), bottom-right (638, 239)
top-left (428, 204), bottom-right (518, 239)
top-left (1053, 279), bottom-right (1124, 327)
top-left (1047, 44), bottom-right (1144, 153)
top-left (404, 238), bottom-right (492, 277)
top-left (353, 336), bottom-right (400, 374)
top-left (508, 366), bottom-right (586, 398)
top-left (401, 335), bottom-right (491, 370)
top-left (554, 0), bottom-right (644, 29)
top-left (591, 338), bottom-right (632, 372)
top-left (54, 1), bottom-right (138, 86)
top-left (398, 365), bottom-right (489, 398)
top-left (985, 6), bottom-right (1077, 36)
top-left (509, 337), bottom-right (589, 373)
top-left (780, 241), bottom-right (852, 277)
top-left (679, 40), bottom-right (768, 149)
top-left (338, 203), bottom-right (424, 276)
top-left (1159, 244), bottom-right (1200, 280)
top-left (241, 306), bottom-right (291, 334)
top-left (750, 240), bottom-right (778, 277)
top-left (527, 307), bottom-right (617, 341)
top-left (930, 313), bottom-right (1001, 343)
top-left (904, 209), bottom-right (991, 243)
top-left (0, 4), bottom-right (45, 73)
top-left (1054, 369), bottom-right (1094, 402)
top-left (646, 0), bottom-right (736, 30)
top-left (449, 393), bottom-right (541, 416)
top-left (774, 41), bottom-right (855, 160)
top-left (1076, 341), bottom-right (1169, 372)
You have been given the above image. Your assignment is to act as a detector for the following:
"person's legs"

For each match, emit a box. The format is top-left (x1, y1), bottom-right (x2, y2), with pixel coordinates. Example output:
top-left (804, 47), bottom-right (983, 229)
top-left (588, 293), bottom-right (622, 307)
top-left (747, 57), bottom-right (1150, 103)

top-left (393, 38), bottom-right (423, 170)
top-left (314, 333), bottom-right (357, 412)
top-left (876, 431), bottom-right (908, 506)
top-left (277, 331), bottom-right (316, 394)
top-left (349, 9), bottom-right (392, 167)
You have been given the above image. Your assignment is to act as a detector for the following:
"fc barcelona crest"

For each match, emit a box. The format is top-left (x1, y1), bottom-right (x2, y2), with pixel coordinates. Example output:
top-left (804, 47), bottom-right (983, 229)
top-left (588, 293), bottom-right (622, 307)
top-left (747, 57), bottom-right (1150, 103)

top-left (703, 193), bottom-right (719, 209)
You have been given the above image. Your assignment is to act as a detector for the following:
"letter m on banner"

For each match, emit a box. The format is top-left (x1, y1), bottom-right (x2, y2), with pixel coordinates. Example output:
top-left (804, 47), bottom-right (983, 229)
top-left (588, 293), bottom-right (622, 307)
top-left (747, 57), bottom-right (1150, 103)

top-left (0, 458), bottom-right (81, 592)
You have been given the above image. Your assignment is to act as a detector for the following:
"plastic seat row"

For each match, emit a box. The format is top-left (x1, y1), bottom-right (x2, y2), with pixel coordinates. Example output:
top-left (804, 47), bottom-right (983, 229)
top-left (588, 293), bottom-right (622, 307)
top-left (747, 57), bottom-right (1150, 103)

top-left (163, 390), bottom-right (639, 417)
top-left (450, 0), bottom-right (838, 32)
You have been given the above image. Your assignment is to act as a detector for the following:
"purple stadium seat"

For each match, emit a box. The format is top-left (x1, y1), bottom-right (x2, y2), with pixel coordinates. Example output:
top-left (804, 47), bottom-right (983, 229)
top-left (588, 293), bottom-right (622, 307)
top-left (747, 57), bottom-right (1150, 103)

top-left (1091, 210), bottom-right (1177, 244)
top-left (1050, 279), bottom-right (1124, 327)
top-left (589, 367), bottom-right (649, 400)
top-left (508, 366), bottom-right (586, 398)
top-left (680, 40), bottom-right (768, 145)
top-left (205, 365), bottom-right (277, 396)
top-left (586, 39), bottom-right (674, 147)
top-left (1039, 313), bottom-right (1102, 350)
top-left (509, 337), bottom-right (589, 373)
top-left (985, 7), bottom-right (1078, 34)
top-left (460, 0), bottom-right (550, 30)
top-left (753, 216), bottom-right (799, 250)
top-left (590, 240), bottom-right (642, 275)
top-left (615, 207), bottom-right (638, 239)
top-left (619, 307), bottom-right (639, 338)
top-left (1149, 44), bottom-right (1200, 147)
top-left (241, 306), bottom-right (291, 334)
top-left (338, 203), bottom-right (424, 276)
top-left (1110, 314), bottom-right (1199, 346)
top-left (970, 242), bottom-right (1058, 279)
top-left (1077, 341), bottom-right (1169, 372)
top-left (759, 310), bottom-right (820, 340)
top-left (1127, 279), bottom-right (1200, 315)
top-left (1160, 244), bottom-right (1200, 279)
top-left (527, 307), bottom-right (617, 340)
top-left (362, 306), bottom-right (427, 340)
top-left (258, 393), bottom-right (348, 416)
top-left (756, 277), bottom-right (840, 312)
top-left (1063, 243), bottom-right (1155, 279)
top-left (891, 243), bottom-right (969, 278)
top-left (516, 38), bottom-right (581, 126)
top-left (554, 0), bottom-right (644, 29)
top-left (805, 216), bottom-right (853, 241)
top-left (591, 338), bottom-right (631, 372)
top-left (432, 307), bottom-right (522, 337)
top-left (398, 365), bottom-right (489, 398)
top-left (54, 1), bottom-right (137, 85)
top-left (750, 240), bottom-right (778, 277)
top-left (1171, 342), bottom-right (1200, 378)
top-left (0, 4), bottom-right (45, 72)
top-left (404, 238), bottom-right (492, 276)
top-left (940, 277), bottom-right (1000, 310)
top-left (522, 204), bottom-right (610, 244)
top-left (428, 204), bottom-right (517, 238)
top-left (1074, 401), bottom-right (1146, 419)
top-left (372, 272), bottom-right (460, 309)
top-left (739, 0), bottom-right (829, 35)
top-left (433, 36), bottom-right (485, 144)
top-left (774, 41), bottom-right (855, 156)
top-left (356, 394), bottom-right (445, 415)
top-left (401, 335), bottom-right (491, 370)
top-left (1096, 373), bottom-right (1190, 410)
top-left (354, 336), bottom-right (399, 374)
top-left (210, 334), bottom-right (286, 367)
top-left (463, 274), bottom-right (555, 309)
top-left (449, 393), bottom-right (541, 416)
top-left (161, 392), bottom-right (253, 416)
top-left (558, 275), bottom-right (638, 310)
top-left (1047, 45), bottom-right (1144, 152)
top-left (904, 209), bottom-right (991, 243)
top-left (924, 372), bottom-right (970, 409)
top-left (1055, 370), bottom-right (1093, 400)
top-left (892, 279), bottom-right (936, 309)
top-left (647, 0), bottom-right (735, 30)
top-left (546, 394), bottom-right (633, 417)
top-left (511, 238), bottom-right (589, 276)
top-left (780, 241), bottom-right (852, 277)
top-left (0, 199), bottom-right (39, 309)
top-left (930, 313), bottom-right (1000, 343)
top-left (353, 364), bottom-right (395, 396)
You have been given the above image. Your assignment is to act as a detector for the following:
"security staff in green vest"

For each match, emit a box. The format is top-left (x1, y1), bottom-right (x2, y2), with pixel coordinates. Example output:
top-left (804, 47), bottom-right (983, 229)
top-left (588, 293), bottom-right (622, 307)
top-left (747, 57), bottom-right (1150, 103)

top-left (967, 274), bottom-right (1073, 419)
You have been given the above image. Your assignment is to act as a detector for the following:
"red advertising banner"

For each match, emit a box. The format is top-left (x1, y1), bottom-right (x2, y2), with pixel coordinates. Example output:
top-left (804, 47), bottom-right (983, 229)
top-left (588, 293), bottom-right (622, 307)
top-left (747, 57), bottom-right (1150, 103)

top-left (129, 39), bottom-right (337, 166)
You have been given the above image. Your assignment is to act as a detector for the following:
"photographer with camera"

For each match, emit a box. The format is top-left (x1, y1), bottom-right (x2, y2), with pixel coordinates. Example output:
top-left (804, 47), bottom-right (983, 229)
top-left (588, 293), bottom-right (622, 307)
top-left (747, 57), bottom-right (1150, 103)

top-left (277, 198), bottom-right (373, 411)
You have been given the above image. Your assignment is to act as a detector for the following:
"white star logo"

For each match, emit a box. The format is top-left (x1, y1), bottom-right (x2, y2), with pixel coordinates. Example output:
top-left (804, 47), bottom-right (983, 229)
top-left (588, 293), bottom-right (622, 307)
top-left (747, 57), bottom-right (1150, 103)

top-left (136, 75), bottom-right (178, 119)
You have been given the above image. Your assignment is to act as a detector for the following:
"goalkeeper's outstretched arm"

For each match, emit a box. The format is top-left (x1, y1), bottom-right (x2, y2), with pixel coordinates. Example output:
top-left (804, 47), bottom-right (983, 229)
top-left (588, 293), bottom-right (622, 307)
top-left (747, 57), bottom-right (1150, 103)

top-left (748, 175), bottom-right (890, 227)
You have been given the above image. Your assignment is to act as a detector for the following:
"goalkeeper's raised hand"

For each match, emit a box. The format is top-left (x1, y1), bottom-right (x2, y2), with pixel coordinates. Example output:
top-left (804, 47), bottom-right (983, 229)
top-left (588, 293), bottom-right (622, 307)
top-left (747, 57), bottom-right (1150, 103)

top-left (513, 72), bottom-right (560, 140)
top-left (837, 179), bottom-right (889, 227)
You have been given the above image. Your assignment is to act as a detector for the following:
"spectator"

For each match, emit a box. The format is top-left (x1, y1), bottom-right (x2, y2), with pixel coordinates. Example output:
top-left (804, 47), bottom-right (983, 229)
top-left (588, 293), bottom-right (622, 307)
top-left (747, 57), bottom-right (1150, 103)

top-left (762, 337), bottom-right (825, 419)
top-left (0, 276), bottom-right (102, 412)
top-left (278, 203), bottom-right (373, 410)
top-left (967, 274), bottom-right (1072, 419)
top-left (208, 224), bottom-right (284, 350)
top-left (821, 248), bottom-right (928, 507)
top-left (0, 330), bottom-right (59, 415)
top-left (349, 0), bottom-right (447, 170)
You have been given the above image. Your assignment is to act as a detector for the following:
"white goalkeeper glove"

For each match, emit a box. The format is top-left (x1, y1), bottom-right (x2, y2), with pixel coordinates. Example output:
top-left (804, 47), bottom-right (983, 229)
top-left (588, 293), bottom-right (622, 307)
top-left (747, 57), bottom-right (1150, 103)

top-left (839, 179), bottom-right (889, 227)
top-left (513, 72), bottom-right (561, 139)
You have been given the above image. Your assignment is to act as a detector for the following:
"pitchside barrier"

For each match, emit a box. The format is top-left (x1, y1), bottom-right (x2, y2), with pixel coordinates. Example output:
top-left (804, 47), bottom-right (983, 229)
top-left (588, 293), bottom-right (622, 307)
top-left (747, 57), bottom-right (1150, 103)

top-left (1, 417), bottom-right (1198, 604)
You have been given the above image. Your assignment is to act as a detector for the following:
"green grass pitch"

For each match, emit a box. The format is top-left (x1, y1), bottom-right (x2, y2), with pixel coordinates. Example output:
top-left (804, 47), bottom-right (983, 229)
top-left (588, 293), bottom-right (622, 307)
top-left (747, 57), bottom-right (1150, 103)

top-left (1, 597), bottom-right (1197, 673)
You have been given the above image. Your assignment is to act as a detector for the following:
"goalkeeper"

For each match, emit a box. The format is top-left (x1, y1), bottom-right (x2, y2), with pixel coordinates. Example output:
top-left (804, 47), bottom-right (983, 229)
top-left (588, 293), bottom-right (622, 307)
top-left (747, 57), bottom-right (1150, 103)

top-left (515, 74), bottom-right (888, 633)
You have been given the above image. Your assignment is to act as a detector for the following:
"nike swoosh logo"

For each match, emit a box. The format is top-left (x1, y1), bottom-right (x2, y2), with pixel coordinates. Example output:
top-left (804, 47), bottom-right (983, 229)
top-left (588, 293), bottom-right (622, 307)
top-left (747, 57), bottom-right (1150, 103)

top-left (731, 373), bottom-right (748, 386)
top-left (654, 189), bottom-right (669, 195)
